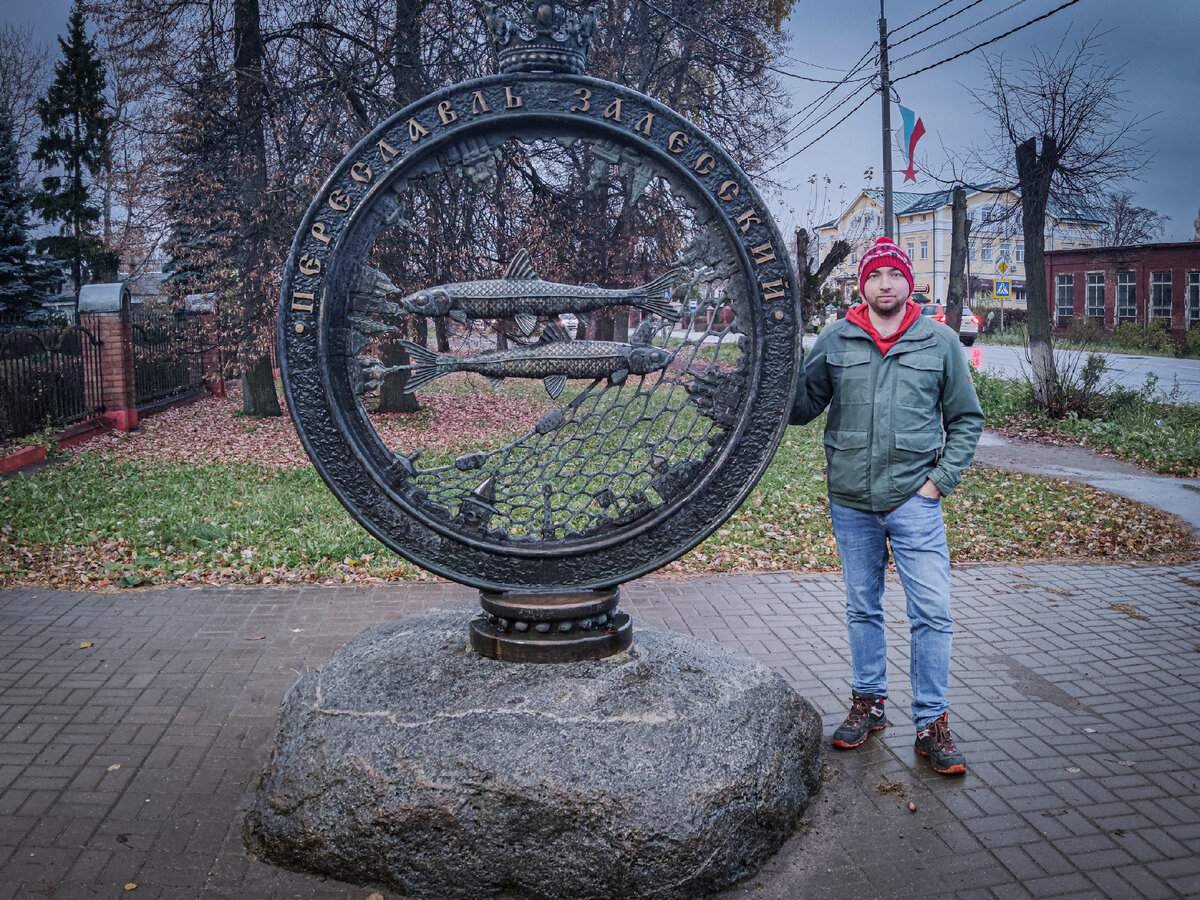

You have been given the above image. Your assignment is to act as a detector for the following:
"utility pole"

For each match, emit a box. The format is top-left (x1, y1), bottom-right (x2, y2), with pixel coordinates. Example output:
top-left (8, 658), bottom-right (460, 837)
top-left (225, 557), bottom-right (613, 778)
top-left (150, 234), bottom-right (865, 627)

top-left (878, 0), bottom-right (894, 238)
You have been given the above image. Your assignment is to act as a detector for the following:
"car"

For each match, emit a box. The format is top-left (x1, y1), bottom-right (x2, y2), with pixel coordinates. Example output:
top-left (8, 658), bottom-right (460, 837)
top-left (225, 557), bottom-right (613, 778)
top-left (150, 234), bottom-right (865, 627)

top-left (920, 303), bottom-right (979, 346)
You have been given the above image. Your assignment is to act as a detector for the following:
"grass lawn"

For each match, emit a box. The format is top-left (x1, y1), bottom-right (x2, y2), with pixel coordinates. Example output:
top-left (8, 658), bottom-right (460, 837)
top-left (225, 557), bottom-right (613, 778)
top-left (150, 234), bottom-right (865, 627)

top-left (2, 397), bottom-right (1194, 589)
top-left (974, 370), bottom-right (1200, 477)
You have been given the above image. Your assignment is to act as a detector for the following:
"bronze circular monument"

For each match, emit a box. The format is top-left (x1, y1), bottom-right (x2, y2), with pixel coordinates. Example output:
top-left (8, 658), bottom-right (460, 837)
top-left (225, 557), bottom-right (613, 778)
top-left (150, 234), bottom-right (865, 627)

top-left (278, 3), bottom-right (798, 658)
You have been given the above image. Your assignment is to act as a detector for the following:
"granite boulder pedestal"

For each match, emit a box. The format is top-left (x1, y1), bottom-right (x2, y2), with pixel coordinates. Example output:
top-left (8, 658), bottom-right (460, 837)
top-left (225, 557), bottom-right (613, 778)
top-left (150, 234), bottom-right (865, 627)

top-left (245, 609), bottom-right (824, 899)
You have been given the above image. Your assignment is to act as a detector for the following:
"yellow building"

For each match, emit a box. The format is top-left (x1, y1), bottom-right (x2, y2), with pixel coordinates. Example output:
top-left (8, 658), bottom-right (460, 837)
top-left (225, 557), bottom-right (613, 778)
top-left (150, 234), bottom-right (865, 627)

top-left (813, 188), bottom-right (1104, 308)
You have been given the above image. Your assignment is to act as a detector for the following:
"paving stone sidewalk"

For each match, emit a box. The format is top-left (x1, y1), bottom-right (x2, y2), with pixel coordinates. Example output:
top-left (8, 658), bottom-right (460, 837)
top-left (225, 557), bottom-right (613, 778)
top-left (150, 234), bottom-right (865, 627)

top-left (1, 562), bottom-right (1198, 899)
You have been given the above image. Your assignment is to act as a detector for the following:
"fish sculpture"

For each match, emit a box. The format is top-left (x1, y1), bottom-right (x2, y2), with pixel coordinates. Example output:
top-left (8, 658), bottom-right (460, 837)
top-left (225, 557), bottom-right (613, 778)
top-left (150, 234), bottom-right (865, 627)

top-left (396, 248), bottom-right (681, 336)
top-left (395, 323), bottom-right (673, 399)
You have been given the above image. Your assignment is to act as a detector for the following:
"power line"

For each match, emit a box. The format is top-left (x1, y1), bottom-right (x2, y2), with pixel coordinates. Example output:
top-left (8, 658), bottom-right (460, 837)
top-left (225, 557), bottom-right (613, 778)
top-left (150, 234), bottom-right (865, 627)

top-left (774, 48), bottom-right (862, 73)
top-left (747, 43), bottom-right (878, 171)
top-left (755, 87), bottom-right (880, 176)
top-left (890, 0), bottom-right (986, 47)
top-left (889, 0), bottom-right (960, 35)
top-left (766, 44), bottom-right (878, 146)
top-left (753, 77), bottom-right (878, 170)
top-left (892, 0), bottom-right (1033, 64)
top-left (629, 0), bottom-right (874, 84)
top-left (893, 0), bottom-right (1085, 82)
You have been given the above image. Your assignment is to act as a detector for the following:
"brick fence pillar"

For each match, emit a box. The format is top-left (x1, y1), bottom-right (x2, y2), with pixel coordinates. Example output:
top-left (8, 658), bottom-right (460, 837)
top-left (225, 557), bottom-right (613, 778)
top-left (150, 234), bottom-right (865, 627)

top-left (79, 282), bottom-right (138, 431)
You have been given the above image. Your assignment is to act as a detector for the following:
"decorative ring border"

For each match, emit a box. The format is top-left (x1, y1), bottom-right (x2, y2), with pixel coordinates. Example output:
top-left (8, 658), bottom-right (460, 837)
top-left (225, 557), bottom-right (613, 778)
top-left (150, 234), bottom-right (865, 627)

top-left (278, 73), bottom-right (799, 591)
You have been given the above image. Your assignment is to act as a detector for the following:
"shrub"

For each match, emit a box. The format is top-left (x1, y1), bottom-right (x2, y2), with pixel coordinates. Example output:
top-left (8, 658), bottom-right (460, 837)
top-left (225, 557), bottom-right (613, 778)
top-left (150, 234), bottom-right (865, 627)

top-left (1183, 323), bottom-right (1200, 358)
top-left (972, 369), bottom-right (1034, 423)
top-left (1063, 318), bottom-right (1106, 346)
top-left (1111, 320), bottom-right (1177, 355)
top-left (974, 306), bottom-right (1026, 333)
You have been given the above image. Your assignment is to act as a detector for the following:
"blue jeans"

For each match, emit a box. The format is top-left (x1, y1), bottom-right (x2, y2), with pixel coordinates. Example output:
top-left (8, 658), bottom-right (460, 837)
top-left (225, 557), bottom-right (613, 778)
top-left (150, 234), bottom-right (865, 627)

top-left (830, 494), bottom-right (952, 728)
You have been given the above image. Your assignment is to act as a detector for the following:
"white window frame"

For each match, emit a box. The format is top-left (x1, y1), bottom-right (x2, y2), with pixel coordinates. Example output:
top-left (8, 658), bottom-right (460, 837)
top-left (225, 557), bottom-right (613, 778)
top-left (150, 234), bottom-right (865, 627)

top-left (919, 240), bottom-right (929, 260)
top-left (1085, 272), bottom-right (1105, 320)
top-left (1015, 242), bottom-right (1024, 263)
top-left (1116, 271), bottom-right (1137, 324)
top-left (1055, 273), bottom-right (1074, 325)
top-left (1188, 272), bottom-right (1200, 326)
top-left (1150, 271), bottom-right (1172, 321)
top-left (906, 241), bottom-right (915, 260)
top-left (981, 242), bottom-right (993, 262)
top-left (969, 241), bottom-right (977, 261)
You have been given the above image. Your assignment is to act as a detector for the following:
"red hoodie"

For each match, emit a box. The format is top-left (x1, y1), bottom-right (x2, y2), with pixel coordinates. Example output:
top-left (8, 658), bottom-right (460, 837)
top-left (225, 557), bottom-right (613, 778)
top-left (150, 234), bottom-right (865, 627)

top-left (846, 299), bottom-right (922, 356)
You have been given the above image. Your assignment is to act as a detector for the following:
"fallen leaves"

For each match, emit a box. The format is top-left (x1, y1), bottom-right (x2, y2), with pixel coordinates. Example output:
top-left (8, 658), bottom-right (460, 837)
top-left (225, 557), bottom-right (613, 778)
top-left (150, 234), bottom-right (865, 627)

top-left (69, 381), bottom-right (549, 471)
top-left (1, 405), bottom-right (1196, 591)
top-left (78, 640), bottom-right (93, 649)
top-left (1110, 602), bottom-right (1149, 620)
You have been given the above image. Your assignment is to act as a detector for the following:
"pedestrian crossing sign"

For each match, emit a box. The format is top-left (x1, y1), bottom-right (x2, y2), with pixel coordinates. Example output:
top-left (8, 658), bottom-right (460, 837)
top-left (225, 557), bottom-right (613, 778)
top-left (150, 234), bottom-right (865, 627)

top-left (993, 279), bottom-right (1012, 300)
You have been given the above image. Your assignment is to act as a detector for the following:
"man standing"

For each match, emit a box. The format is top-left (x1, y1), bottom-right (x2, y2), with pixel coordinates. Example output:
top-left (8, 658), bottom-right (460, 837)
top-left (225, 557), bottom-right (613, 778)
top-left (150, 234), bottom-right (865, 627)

top-left (791, 237), bottom-right (983, 775)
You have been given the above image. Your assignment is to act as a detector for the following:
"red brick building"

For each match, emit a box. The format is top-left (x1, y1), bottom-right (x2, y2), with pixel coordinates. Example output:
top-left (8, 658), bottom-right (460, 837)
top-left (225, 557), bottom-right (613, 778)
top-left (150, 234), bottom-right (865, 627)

top-left (1044, 242), bottom-right (1200, 336)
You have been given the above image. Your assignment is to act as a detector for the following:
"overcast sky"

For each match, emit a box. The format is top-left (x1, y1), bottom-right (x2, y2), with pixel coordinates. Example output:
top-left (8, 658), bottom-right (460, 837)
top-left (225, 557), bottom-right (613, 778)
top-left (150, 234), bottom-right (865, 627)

top-left (6, 0), bottom-right (1198, 241)
top-left (771, 0), bottom-right (1200, 241)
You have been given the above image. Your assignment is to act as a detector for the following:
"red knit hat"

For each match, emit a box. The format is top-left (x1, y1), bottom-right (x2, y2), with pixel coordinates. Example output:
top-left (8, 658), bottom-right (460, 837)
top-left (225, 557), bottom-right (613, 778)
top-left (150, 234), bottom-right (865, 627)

top-left (858, 237), bottom-right (914, 297)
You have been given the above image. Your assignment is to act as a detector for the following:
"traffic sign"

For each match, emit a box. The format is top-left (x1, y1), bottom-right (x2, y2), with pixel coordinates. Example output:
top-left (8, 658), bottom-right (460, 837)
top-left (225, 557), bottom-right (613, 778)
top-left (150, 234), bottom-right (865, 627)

top-left (993, 279), bottom-right (1012, 300)
top-left (997, 261), bottom-right (1009, 274)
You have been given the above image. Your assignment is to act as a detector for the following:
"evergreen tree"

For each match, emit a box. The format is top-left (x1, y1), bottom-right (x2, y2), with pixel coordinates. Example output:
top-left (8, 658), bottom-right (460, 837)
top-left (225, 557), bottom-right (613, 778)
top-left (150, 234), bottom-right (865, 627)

top-left (162, 53), bottom-right (237, 302)
top-left (0, 104), bottom-right (54, 318)
top-left (31, 0), bottom-right (113, 306)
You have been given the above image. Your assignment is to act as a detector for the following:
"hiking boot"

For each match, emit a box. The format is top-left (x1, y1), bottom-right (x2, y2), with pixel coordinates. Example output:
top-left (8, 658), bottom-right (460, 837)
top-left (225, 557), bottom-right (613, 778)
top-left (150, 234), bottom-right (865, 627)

top-left (914, 712), bottom-right (967, 775)
top-left (831, 693), bottom-right (890, 749)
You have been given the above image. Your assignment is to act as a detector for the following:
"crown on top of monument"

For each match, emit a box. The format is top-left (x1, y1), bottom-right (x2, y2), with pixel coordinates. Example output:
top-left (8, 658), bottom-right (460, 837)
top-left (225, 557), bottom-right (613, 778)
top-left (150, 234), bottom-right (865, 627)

top-left (485, 2), bottom-right (596, 75)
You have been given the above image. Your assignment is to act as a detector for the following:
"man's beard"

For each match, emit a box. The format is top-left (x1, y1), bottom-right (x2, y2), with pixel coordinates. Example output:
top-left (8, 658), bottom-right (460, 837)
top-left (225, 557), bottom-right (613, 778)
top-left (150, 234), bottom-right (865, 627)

top-left (867, 294), bottom-right (905, 315)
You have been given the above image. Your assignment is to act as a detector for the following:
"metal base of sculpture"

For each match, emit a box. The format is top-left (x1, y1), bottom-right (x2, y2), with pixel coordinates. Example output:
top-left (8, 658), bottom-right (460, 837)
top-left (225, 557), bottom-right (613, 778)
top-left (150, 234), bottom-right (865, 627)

top-left (469, 587), bottom-right (632, 662)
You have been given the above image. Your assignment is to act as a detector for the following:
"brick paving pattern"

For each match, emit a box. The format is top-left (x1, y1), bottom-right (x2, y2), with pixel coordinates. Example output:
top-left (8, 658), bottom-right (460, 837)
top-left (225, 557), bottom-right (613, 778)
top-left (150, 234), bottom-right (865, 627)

top-left (1, 561), bottom-right (1198, 899)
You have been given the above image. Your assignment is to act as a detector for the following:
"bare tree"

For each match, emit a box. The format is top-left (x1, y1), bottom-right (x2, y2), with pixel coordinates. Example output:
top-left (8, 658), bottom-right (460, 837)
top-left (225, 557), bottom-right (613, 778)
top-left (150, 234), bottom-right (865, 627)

top-left (944, 186), bottom-right (968, 334)
top-left (972, 31), bottom-right (1148, 410)
top-left (1098, 191), bottom-right (1168, 246)
top-left (794, 228), bottom-right (850, 328)
top-left (0, 24), bottom-right (50, 181)
top-left (90, 0), bottom-right (795, 418)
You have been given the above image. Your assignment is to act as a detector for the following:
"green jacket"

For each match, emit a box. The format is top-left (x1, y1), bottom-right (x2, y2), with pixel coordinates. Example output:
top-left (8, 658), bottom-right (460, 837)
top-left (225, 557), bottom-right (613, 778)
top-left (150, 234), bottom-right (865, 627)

top-left (790, 313), bottom-right (984, 512)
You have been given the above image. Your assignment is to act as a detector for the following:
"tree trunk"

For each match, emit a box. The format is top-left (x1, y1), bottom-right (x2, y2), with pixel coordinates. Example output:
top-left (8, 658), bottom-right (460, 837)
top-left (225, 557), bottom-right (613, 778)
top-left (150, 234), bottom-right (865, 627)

top-left (434, 315), bottom-right (450, 352)
top-left (232, 0), bottom-right (279, 416)
top-left (795, 229), bottom-right (812, 325)
top-left (1016, 136), bottom-right (1058, 410)
top-left (378, 339), bottom-right (419, 412)
top-left (241, 354), bottom-right (280, 416)
top-left (796, 228), bottom-right (851, 325)
top-left (945, 187), bottom-right (967, 334)
top-left (612, 309), bottom-right (629, 341)
top-left (593, 308), bottom-right (615, 341)
top-left (367, 0), bottom-right (428, 415)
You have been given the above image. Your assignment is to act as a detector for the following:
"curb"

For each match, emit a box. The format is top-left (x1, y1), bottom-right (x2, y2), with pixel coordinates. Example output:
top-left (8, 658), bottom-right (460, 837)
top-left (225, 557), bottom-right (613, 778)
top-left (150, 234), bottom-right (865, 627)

top-left (0, 445), bottom-right (46, 475)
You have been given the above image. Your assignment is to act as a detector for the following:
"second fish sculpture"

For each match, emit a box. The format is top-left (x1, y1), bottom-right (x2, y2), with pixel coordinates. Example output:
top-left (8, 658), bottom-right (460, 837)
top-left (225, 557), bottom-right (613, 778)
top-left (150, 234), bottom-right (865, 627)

top-left (394, 323), bottom-right (673, 399)
top-left (396, 249), bottom-right (681, 336)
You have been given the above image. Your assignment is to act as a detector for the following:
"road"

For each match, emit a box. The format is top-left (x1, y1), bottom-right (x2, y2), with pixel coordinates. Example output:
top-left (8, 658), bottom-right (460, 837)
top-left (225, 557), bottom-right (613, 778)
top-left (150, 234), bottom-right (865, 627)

top-left (796, 334), bottom-right (1200, 404)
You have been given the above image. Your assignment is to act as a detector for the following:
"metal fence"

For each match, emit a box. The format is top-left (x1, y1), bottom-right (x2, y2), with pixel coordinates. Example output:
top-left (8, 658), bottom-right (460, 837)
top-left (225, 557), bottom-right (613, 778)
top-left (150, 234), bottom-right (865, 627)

top-left (131, 306), bottom-right (204, 407)
top-left (0, 316), bottom-right (105, 441)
